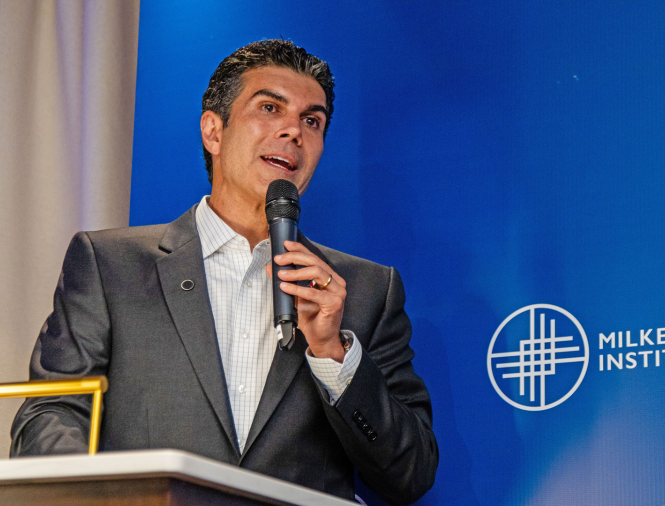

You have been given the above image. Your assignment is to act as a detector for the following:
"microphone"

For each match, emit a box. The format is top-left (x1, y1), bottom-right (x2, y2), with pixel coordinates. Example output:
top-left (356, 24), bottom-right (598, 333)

top-left (265, 179), bottom-right (300, 350)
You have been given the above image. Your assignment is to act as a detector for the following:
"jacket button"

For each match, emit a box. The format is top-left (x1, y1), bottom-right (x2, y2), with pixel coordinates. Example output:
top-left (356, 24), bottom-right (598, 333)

top-left (352, 411), bottom-right (363, 423)
top-left (362, 425), bottom-right (373, 436)
top-left (367, 430), bottom-right (377, 441)
top-left (181, 280), bottom-right (195, 291)
top-left (359, 422), bottom-right (369, 431)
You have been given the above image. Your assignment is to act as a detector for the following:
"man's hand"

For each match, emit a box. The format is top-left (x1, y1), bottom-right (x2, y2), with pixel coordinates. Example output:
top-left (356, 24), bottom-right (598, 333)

top-left (266, 241), bottom-right (347, 363)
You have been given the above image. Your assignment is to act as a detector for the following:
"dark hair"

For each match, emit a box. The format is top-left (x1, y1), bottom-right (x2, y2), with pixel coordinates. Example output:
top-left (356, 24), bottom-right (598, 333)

top-left (201, 39), bottom-right (335, 184)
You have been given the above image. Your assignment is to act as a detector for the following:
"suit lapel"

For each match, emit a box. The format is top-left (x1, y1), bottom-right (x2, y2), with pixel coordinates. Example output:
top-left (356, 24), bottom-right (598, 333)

top-left (241, 329), bottom-right (307, 458)
top-left (156, 207), bottom-right (240, 457)
top-left (241, 233), bottom-right (332, 458)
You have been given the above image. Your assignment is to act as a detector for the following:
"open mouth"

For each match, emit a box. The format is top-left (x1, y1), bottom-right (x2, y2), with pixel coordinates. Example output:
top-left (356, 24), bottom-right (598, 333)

top-left (261, 156), bottom-right (297, 172)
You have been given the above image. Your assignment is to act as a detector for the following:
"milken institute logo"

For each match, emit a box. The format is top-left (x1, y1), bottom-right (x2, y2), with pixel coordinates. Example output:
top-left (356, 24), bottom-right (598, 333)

top-left (487, 304), bottom-right (589, 411)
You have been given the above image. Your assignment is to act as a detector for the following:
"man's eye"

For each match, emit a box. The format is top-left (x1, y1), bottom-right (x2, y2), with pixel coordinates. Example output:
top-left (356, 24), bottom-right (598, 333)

top-left (304, 117), bottom-right (320, 128)
top-left (262, 104), bottom-right (276, 113)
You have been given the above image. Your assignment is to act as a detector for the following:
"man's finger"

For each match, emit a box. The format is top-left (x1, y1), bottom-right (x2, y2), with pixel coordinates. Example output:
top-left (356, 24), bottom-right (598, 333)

top-left (276, 258), bottom-right (346, 289)
top-left (275, 242), bottom-right (346, 288)
top-left (274, 251), bottom-right (325, 268)
top-left (278, 265), bottom-right (329, 283)
top-left (276, 241), bottom-right (324, 265)
top-left (279, 281), bottom-right (344, 310)
top-left (280, 269), bottom-right (343, 296)
top-left (283, 240), bottom-right (309, 252)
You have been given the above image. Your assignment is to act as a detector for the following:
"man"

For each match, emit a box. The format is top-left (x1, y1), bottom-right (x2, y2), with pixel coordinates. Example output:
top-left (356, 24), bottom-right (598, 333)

top-left (11, 40), bottom-right (438, 504)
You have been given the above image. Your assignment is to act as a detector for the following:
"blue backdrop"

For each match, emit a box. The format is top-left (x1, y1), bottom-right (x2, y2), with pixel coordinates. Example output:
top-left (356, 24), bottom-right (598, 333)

top-left (131, 1), bottom-right (665, 504)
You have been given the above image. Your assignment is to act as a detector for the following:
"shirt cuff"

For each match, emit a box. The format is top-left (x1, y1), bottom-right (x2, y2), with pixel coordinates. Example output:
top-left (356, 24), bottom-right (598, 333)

top-left (306, 330), bottom-right (362, 404)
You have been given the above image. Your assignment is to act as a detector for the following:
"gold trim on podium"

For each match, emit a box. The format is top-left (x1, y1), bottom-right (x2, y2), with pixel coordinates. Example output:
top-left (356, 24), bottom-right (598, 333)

top-left (0, 376), bottom-right (108, 455)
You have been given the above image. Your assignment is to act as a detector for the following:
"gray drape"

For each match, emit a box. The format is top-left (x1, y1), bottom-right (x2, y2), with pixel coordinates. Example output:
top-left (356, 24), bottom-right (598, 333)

top-left (0, 0), bottom-right (140, 457)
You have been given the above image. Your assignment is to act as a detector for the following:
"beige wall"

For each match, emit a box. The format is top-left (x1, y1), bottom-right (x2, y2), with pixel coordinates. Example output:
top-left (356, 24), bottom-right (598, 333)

top-left (0, 0), bottom-right (140, 458)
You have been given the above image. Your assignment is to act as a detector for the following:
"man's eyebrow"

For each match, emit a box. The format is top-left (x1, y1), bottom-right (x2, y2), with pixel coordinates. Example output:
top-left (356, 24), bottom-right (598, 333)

top-left (251, 89), bottom-right (288, 103)
top-left (305, 104), bottom-right (329, 119)
top-left (251, 89), bottom-right (329, 119)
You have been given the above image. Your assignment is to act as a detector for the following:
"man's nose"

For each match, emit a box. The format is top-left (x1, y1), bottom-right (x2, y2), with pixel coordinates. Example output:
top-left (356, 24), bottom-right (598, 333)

top-left (275, 117), bottom-right (302, 147)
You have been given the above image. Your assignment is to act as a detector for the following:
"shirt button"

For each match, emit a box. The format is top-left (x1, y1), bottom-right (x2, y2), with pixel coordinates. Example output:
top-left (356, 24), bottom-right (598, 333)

top-left (238, 384), bottom-right (246, 394)
top-left (242, 331), bottom-right (249, 339)
top-left (246, 281), bottom-right (253, 288)
top-left (346, 379), bottom-right (352, 386)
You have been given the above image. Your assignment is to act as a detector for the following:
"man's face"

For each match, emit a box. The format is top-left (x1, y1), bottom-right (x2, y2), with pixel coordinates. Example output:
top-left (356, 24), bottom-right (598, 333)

top-left (210, 66), bottom-right (328, 203)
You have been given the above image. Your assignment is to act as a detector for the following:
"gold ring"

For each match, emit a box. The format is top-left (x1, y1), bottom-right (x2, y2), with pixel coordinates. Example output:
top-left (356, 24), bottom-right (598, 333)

top-left (311, 274), bottom-right (333, 290)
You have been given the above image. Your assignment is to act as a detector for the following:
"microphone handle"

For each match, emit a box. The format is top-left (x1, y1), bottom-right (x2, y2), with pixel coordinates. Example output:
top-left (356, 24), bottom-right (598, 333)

top-left (269, 218), bottom-right (298, 348)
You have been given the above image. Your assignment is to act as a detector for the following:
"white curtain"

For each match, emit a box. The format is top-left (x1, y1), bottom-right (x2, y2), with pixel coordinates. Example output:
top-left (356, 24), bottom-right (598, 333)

top-left (0, 0), bottom-right (140, 457)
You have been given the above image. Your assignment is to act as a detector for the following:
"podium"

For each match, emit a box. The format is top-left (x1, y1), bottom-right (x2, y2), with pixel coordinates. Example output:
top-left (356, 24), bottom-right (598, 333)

top-left (0, 450), bottom-right (356, 506)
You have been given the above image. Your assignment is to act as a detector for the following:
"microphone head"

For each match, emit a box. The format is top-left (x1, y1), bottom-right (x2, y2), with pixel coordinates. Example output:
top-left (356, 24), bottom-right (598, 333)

top-left (266, 179), bottom-right (299, 204)
top-left (265, 179), bottom-right (300, 223)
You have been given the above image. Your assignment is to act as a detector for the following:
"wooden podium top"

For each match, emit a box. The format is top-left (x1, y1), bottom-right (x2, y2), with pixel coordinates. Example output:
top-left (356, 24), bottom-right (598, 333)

top-left (0, 450), bottom-right (357, 506)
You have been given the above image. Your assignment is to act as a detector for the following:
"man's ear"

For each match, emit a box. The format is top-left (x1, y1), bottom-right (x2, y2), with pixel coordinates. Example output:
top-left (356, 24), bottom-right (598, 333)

top-left (201, 111), bottom-right (223, 156)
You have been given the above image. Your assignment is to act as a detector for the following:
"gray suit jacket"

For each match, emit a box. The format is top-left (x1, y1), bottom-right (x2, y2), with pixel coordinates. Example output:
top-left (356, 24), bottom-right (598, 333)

top-left (11, 205), bottom-right (438, 504)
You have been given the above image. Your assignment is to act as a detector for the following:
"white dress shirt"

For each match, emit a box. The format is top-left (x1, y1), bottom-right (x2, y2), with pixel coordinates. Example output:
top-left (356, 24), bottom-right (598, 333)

top-left (195, 197), bottom-right (361, 452)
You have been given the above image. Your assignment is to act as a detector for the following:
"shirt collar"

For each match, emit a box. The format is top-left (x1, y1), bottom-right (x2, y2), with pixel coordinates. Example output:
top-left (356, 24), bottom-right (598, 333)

top-left (195, 196), bottom-right (271, 262)
top-left (195, 196), bottom-right (242, 258)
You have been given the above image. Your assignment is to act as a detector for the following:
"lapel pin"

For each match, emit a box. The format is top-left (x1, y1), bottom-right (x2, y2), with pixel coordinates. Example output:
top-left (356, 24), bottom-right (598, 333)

top-left (181, 280), bottom-right (195, 291)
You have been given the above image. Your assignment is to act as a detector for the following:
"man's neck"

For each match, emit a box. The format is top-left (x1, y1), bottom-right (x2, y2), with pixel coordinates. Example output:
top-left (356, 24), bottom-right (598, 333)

top-left (207, 191), bottom-right (269, 251)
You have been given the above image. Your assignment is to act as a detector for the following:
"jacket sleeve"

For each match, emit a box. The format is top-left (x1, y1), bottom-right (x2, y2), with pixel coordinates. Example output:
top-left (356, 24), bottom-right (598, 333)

top-left (10, 232), bottom-right (111, 457)
top-left (316, 266), bottom-right (439, 505)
